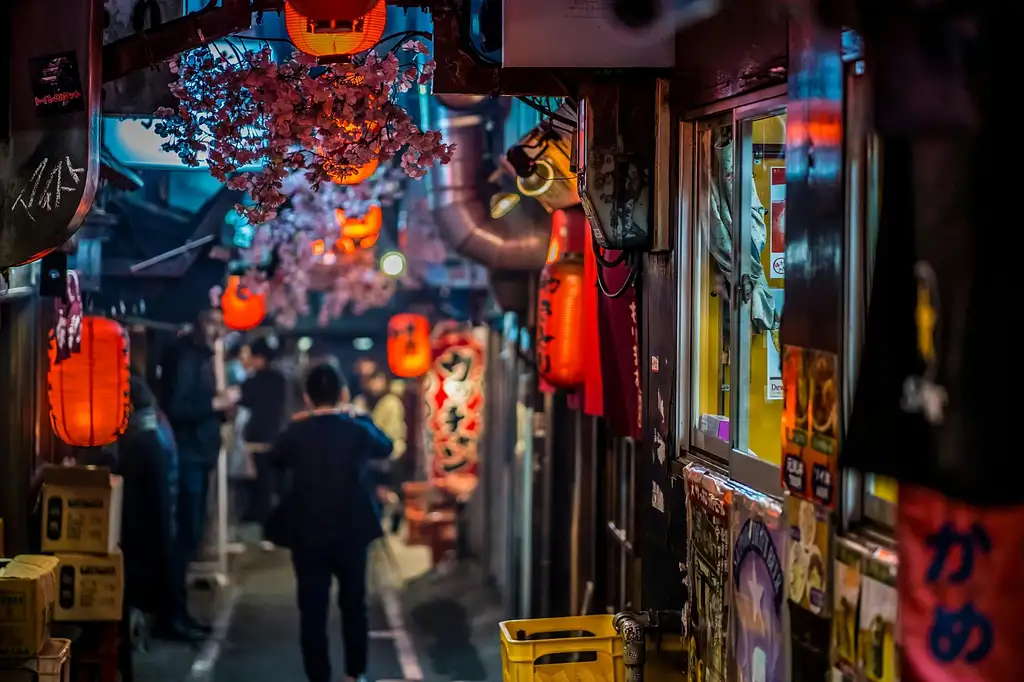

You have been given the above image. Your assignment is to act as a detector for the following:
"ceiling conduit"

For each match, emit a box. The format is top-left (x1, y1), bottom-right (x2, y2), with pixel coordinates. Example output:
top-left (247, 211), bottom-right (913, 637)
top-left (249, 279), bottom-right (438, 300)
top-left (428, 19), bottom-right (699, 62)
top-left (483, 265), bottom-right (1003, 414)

top-left (429, 112), bottom-right (549, 273)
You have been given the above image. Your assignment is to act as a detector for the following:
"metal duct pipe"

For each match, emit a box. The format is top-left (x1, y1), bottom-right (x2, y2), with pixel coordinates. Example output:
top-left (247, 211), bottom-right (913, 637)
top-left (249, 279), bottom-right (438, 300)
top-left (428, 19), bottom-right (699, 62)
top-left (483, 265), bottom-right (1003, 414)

top-left (430, 114), bottom-right (549, 272)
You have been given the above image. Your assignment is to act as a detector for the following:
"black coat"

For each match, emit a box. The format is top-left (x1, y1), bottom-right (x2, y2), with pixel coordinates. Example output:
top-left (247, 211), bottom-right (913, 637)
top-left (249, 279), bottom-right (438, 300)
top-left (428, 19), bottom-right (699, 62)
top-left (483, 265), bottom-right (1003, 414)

top-left (270, 410), bottom-right (393, 550)
top-left (159, 336), bottom-right (221, 466)
top-left (116, 408), bottom-right (174, 616)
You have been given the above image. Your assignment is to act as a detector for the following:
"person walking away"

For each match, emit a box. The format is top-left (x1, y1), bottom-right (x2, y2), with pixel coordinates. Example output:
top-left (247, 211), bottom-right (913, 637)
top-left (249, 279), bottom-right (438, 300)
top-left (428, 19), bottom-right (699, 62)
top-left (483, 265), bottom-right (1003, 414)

top-left (354, 371), bottom-right (407, 533)
top-left (118, 375), bottom-right (203, 642)
top-left (270, 363), bottom-right (393, 682)
top-left (159, 309), bottom-right (236, 631)
top-left (239, 337), bottom-right (288, 551)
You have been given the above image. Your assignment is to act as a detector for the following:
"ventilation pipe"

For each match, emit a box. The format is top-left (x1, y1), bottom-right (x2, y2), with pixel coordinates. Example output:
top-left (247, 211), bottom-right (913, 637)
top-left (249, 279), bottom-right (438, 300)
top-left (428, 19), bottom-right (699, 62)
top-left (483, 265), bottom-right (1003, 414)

top-left (429, 113), bottom-right (549, 273)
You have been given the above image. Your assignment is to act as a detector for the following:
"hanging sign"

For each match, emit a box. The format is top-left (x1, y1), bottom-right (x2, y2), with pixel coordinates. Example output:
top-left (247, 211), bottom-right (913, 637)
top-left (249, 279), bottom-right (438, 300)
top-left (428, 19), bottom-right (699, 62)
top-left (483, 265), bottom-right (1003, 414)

top-left (899, 485), bottom-right (1024, 682)
top-left (51, 270), bottom-right (83, 363)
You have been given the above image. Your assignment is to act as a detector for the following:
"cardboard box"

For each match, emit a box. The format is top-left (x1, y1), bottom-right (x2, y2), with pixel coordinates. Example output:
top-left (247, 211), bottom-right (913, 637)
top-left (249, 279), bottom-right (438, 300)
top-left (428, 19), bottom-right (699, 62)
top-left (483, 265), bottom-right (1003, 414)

top-left (40, 467), bottom-right (122, 555)
top-left (54, 552), bottom-right (123, 622)
top-left (0, 556), bottom-right (59, 658)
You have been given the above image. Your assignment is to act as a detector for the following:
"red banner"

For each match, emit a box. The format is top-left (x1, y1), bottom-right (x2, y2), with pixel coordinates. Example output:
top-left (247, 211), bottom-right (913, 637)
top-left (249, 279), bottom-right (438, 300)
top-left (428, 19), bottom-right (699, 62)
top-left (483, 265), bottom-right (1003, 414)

top-left (424, 325), bottom-right (485, 480)
top-left (898, 485), bottom-right (1024, 682)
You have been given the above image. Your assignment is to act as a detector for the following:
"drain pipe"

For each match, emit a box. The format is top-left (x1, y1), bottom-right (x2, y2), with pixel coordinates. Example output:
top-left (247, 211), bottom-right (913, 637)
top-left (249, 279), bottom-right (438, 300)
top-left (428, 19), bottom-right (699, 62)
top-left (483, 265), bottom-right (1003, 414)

top-left (613, 609), bottom-right (684, 682)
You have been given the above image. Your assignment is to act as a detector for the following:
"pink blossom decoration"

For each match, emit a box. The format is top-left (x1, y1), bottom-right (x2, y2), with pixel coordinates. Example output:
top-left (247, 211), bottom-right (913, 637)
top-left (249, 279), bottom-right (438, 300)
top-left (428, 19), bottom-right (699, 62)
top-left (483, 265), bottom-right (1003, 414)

top-left (155, 40), bottom-right (455, 225)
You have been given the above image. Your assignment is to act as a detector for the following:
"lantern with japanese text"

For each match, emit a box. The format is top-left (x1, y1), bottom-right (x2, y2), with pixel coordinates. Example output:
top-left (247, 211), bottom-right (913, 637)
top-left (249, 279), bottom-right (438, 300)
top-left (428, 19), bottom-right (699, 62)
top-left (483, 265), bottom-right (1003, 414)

top-left (536, 257), bottom-right (585, 389)
top-left (221, 275), bottom-right (266, 331)
top-left (48, 317), bottom-right (130, 448)
top-left (285, 0), bottom-right (387, 58)
top-left (387, 313), bottom-right (431, 378)
top-left (336, 203), bottom-right (383, 250)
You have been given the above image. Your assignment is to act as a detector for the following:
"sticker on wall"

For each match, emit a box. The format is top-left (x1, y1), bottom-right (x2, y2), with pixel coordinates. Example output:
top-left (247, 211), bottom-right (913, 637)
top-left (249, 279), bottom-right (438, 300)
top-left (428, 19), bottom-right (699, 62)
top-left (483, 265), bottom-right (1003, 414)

top-left (30, 51), bottom-right (86, 118)
top-left (685, 464), bottom-right (734, 682)
top-left (781, 346), bottom-right (809, 496)
top-left (732, 486), bottom-right (786, 682)
top-left (766, 289), bottom-right (785, 401)
top-left (781, 348), bottom-right (840, 507)
top-left (833, 538), bottom-right (868, 679)
top-left (786, 495), bottom-right (830, 616)
top-left (858, 549), bottom-right (899, 682)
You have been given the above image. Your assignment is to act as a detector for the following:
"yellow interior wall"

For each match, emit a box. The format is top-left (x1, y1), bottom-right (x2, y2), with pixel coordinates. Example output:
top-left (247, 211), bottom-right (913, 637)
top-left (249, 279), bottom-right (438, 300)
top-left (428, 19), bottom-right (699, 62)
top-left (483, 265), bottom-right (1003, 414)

top-left (748, 115), bottom-right (785, 465)
top-left (695, 116), bottom-right (785, 466)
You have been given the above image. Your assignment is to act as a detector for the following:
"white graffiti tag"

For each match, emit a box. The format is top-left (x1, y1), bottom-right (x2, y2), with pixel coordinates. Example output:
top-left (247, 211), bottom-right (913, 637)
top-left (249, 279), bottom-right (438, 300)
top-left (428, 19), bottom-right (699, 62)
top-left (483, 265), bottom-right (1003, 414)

top-left (11, 156), bottom-right (85, 222)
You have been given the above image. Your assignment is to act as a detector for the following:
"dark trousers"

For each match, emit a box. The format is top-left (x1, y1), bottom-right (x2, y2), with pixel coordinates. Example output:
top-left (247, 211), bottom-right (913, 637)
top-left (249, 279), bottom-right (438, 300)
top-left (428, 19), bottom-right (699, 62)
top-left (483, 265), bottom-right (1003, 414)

top-left (292, 545), bottom-right (370, 682)
top-left (253, 449), bottom-right (286, 525)
top-left (177, 461), bottom-right (212, 563)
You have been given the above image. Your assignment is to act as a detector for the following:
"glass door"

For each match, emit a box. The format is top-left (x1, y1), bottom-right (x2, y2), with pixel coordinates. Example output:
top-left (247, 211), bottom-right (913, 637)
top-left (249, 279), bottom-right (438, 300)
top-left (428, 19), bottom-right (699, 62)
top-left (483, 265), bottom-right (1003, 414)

top-left (685, 92), bottom-right (787, 494)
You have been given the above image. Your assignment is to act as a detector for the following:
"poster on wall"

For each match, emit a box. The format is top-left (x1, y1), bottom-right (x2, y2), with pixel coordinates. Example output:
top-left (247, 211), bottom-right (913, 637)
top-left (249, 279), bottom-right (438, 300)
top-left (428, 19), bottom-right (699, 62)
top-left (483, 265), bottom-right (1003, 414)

top-left (685, 464), bottom-right (733, 682)
top-left (423, 325), bottom-right (486, 481)
top-left (732, 487), bottom-right (786, 682)
top-left (786, 495), bottom-right (830, 617)
top-left (766, 288), bottom-right (785, 401)
top-left (769, 166), bottom-right (785, 279)
top-left (780, 347), bottom-right (839, 508)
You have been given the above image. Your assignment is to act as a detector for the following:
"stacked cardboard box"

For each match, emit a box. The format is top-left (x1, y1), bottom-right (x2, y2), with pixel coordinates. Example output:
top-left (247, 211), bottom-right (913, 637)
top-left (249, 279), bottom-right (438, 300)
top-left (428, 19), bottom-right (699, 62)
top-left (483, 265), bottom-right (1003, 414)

top-left (0, 555), bottom-right (60, 659)
top-left (39, 467), bottom-right (124, 623)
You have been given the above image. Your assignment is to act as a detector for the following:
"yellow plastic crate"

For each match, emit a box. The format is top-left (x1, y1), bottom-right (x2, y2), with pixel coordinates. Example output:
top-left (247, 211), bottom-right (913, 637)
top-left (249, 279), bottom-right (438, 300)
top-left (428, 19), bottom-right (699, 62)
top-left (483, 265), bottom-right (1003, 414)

top-left (499, 615), bottom-right (624, 682)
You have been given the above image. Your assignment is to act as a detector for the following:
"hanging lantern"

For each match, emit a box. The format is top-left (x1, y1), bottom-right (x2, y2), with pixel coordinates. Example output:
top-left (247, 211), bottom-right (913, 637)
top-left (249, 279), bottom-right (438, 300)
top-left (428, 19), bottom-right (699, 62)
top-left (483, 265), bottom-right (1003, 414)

top-left (221, 275), bottom-right (266, 331)
top-left (536, 257), bottom-right (586, 389)
top-left (48, 317), bottom-right (131, 448)
top-left (387, 313), bottom-right (431, 378)
top-left (328, 158), bottom-right (380, 186)
top-left (285, 0), bottom-right (387, 58)
top-left (335, 203), bottom-right (383, 250)
top-left (287, 0), bottom-right (377, 23)
top-left (548, 207), bottom-right (589, 263)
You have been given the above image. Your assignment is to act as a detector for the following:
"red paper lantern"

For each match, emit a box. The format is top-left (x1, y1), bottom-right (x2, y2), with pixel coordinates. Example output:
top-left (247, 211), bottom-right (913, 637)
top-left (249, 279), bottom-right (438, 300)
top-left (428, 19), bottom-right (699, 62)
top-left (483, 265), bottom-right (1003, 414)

top-left (221, 275), bottom-right (266, 331)
top-left (287, 0), bottom-right (377, 21)
top-left (536, 257), bottom-right (586, 389)
top-left (286, 0), bottom-right (387, 58)
top-left (547, 207), bottom-right (589, 263)
top-left (48, 317), bottom-right (131, 447)
top-left (387, 313), bottom-right (431, 378)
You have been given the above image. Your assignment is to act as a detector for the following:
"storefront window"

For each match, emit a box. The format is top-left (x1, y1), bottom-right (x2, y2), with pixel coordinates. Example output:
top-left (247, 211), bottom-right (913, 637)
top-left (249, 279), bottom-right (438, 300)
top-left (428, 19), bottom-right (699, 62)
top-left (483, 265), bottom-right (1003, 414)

top-left (692, 115), bottom-right (733, 458)
top-left (743, 111), bottom-right (786, 466)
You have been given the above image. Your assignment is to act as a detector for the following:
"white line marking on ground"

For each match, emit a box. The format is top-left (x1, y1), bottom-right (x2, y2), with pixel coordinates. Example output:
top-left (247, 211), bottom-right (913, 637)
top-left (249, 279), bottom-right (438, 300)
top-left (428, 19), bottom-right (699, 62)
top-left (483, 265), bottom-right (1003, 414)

top-left (369, 630), bottom-right (398, 639)
top-left (186, 584), bottom-right (241, 682)
top-left (380, 587), bottom-right (424, 681)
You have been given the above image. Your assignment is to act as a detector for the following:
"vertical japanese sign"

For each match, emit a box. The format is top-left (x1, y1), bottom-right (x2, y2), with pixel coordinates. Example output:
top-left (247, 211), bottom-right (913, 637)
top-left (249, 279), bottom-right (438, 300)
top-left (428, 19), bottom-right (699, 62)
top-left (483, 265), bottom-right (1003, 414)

top-left (51, 270), bottom-right (83, 364)
top-left (899, 485), bottom-right (1023, 682)
top-left (769, 166), bottom-right (786, 279)
top-left (423, 325), bottom-right (485, 480)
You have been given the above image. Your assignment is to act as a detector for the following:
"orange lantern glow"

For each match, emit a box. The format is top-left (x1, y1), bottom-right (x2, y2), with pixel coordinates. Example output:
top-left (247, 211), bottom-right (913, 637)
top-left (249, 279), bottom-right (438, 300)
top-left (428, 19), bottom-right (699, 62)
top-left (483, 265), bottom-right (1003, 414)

top-left (48, 317), bottom-right (131, 447)
top-left (221, 275), bottom-right (267, 331)
top-left (387, 313), bottom-right (431, 378)
top-left (336, 203), bottom-right (383, 249)
top-left (547, 207), bottom-right (589, 263)
top-left (285, 0), bottom-right (387, 58)
top-left (288, 0), bottom-right (376, 20)
top-left (536, 257), bottom-right (586, 389)
top-left (329, 158), bottom-right (379, 186)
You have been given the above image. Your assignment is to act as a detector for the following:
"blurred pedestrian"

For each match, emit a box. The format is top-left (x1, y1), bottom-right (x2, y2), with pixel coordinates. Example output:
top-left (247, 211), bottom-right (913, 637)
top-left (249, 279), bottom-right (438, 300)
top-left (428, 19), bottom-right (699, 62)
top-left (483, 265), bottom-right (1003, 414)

top-left (269, 363), bottom-right (393, 682)
top-left (239, 336), bottom-right (288, 551)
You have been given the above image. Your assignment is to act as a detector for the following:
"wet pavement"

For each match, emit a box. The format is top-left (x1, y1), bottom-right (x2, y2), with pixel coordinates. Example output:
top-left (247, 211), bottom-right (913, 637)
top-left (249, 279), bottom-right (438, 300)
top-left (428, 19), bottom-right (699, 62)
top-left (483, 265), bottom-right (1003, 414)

top-left (134, 536), bottom-right (504, 682)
